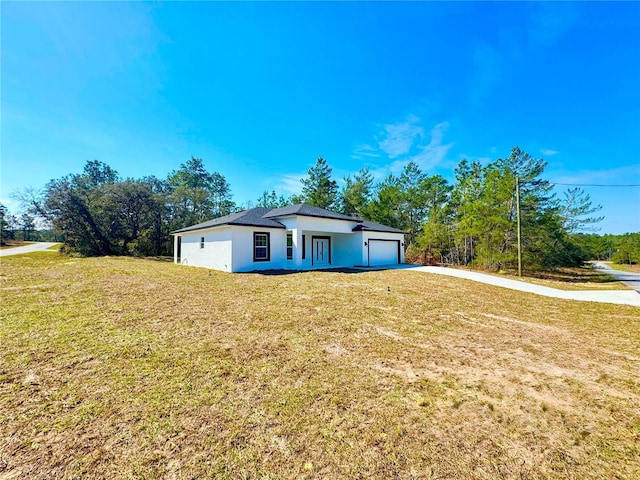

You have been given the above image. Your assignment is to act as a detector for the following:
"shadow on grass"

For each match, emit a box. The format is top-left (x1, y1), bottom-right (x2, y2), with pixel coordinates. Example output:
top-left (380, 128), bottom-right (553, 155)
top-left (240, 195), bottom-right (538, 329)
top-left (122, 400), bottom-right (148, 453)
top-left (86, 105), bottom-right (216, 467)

top-left (142, 256), bottom-right (174, 263)
top-left (499, 267), bottom-right (622, 284)
top-left (241, 265), bottom-right (413, 276)
top-left (414, 263), bottom-right (624, 285)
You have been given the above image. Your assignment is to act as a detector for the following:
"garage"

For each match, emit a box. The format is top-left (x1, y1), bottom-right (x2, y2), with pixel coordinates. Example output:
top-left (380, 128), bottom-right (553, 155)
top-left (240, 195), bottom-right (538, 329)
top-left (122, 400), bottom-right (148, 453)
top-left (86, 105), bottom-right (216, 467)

top-left (368, 239), bottom-right (400, 266)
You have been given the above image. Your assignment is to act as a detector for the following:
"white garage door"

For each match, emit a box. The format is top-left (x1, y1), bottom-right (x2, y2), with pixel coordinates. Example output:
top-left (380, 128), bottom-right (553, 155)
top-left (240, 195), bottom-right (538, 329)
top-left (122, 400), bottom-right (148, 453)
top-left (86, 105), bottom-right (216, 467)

top-left (369, 240), bottom-right (400, 266)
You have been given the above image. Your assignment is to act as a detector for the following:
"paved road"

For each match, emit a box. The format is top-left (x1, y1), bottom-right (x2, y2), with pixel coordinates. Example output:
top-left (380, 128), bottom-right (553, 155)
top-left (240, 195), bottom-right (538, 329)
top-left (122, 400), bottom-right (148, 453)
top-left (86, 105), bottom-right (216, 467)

top-left (403, 265), bottom-right (640, 307)
top-left (0, 242), bottom-right (60, 257)
top-left (593, 262), bottom-right (640, 293)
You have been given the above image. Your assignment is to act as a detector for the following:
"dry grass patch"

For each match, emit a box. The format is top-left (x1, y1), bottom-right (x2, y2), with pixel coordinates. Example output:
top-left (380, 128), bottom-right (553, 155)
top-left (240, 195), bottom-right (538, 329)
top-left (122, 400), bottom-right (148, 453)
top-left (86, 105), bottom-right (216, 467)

top-left (1, 255), bottom-right (639, 479)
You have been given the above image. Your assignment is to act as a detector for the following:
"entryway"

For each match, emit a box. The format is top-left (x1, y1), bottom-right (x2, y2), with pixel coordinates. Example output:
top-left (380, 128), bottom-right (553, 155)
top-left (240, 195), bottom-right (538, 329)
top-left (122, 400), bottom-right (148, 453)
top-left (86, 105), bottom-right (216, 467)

top-left (312, 236), bottom-right (331, 266)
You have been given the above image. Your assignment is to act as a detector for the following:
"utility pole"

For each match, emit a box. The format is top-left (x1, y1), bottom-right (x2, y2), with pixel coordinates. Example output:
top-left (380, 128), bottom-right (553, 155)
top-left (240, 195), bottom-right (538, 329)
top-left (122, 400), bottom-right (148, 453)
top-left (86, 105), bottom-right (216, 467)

top-left (516, 176), bottom-right (522, 277)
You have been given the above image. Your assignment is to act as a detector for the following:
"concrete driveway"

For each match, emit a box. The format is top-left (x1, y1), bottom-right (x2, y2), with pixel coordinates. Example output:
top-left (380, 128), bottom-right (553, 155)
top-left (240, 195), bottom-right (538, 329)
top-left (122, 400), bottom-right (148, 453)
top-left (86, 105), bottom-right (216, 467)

top-left (404, 265), bottom-right (640, 307)
top-left (0, 242), bottom-right (60, 257)
top-left (592, 262), bottom-right (640, 293)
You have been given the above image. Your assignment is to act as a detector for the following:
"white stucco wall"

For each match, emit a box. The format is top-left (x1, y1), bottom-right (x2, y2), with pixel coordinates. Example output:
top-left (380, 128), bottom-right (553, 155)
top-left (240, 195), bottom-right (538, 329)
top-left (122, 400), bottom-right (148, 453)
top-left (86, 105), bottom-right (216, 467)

top-left (179, 227), bottom-right (232, 272)
top-left (328, 232), bottom-right (362, 267)
top-left (231, 226), bottom-right (289, 272)
top-left (293, 216), bottom-right (359, 234)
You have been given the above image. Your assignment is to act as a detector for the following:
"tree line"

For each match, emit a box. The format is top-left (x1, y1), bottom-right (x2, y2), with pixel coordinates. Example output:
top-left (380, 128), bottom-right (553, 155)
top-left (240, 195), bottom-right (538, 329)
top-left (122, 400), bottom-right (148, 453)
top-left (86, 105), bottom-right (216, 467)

top-left (4, 158), bottom-right (234, 256)
top-left (2, 147), bottom-right (637, 269)
top-left (0, 205), bottom-right (42, 242)
top-left (282, 148), bottom-right (608, 270)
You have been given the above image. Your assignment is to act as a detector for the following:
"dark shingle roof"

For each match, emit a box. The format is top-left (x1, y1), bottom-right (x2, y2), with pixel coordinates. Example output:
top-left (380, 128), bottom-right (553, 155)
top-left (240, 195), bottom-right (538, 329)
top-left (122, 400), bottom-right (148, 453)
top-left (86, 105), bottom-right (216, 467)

top-left (352, 220), bottom-right (407, 234)
top-left (172, 207), bottom-right (285, 234)
top-left (172, 204), bottom-right (404, 235)
top-left (263, 204), bottom-right (362, 223)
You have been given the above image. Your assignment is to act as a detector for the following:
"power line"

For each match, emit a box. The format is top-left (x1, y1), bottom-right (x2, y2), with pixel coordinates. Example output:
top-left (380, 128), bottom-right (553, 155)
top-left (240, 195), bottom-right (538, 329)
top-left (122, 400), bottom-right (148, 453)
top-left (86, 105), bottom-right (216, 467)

top-left (549, 182), bottom-right (640, 187)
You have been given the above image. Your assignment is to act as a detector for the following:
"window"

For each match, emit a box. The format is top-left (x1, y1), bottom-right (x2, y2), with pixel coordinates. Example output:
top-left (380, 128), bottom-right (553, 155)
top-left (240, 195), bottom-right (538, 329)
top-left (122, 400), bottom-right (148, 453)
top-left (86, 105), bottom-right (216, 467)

top-left (253, 232), bottom-right (270, 261)
top-left (200, 237), bottom-right (205, 249)
top-left (302, 235), bottom-right (306, 259)
top-left (287, 233), bottom-right (293, 260)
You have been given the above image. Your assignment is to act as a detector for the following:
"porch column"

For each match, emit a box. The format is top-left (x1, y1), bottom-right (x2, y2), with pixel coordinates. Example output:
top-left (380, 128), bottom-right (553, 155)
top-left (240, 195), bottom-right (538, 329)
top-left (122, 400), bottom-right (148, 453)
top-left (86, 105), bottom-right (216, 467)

top-left (173, 235), bottom-right (179, 264)
top-left (296, 228), bottom-right (303, 268)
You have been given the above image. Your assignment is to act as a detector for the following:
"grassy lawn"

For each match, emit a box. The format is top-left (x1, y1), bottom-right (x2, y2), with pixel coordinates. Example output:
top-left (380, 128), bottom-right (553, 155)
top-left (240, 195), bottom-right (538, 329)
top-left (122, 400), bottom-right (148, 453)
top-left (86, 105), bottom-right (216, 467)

top-left (608, 263), bottom-right (640, 274)
top-left (1, 255), bottom-right (639, 479)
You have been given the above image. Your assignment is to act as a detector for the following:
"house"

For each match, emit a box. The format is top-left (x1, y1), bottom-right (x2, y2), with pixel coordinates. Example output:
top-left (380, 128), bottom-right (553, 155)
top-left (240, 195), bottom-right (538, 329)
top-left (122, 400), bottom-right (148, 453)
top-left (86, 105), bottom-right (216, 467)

top-left (171, 204), bottom-right (406, 272)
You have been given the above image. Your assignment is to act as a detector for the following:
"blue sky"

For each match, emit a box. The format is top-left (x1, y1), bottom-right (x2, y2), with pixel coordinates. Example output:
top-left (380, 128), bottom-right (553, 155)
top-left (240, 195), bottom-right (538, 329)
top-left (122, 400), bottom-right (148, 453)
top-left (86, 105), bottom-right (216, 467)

top-left (2, 1), bottom-right (639, 234)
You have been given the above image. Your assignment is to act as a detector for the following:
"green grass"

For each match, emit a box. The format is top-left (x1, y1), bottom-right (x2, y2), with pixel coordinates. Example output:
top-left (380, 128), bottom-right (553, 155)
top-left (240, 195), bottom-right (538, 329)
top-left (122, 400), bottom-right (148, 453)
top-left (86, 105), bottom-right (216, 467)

top-left (607, 262), bottom-right (640, 273)
top-left (1, 255), bottom-right (639, 479)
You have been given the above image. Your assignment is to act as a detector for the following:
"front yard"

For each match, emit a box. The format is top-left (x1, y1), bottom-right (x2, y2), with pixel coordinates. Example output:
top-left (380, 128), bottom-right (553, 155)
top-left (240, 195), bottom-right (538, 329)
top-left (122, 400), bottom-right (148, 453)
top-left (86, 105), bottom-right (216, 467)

top-left (1, 254), bottom-right (638, 479)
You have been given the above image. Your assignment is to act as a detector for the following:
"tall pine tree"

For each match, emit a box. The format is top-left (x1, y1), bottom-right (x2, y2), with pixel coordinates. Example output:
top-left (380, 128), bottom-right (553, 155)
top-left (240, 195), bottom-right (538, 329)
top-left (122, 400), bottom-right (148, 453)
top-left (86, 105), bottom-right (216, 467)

top-left (300, 157), bottom-right (338, 209)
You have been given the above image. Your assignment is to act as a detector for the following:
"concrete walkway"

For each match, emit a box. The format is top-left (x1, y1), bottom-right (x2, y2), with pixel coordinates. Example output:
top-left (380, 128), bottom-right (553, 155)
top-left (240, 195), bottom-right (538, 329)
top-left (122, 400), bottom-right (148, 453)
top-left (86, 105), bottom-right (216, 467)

top-left (0, 242), bottom-right (60, 257)
top-left (405, 265), bottom-right (640, 307)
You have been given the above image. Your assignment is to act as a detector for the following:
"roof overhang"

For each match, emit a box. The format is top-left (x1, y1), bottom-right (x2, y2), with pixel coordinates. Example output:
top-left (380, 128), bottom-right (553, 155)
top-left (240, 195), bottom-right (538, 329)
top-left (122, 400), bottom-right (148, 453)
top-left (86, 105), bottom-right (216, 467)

top-left (171, 222), bottom-right (286, 235)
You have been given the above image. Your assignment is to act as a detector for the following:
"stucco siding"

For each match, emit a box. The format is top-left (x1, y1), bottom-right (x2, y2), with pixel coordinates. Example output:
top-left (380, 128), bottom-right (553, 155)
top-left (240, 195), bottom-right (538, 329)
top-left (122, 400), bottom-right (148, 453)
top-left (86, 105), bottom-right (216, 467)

top-left (293, 216), bottom-right (359, 234)
top-left (231, 226), bottom-right (289, 272)
top-left (180, 227), bottom-right (232, 272)
top-left (330, 233), bottom-right (363, 267)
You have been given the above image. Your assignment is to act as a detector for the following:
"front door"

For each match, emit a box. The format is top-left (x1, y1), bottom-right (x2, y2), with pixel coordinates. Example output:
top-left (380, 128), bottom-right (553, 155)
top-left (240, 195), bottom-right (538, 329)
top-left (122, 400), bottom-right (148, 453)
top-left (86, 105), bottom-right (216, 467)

top-left (313, 237), bottom-right (330, 266)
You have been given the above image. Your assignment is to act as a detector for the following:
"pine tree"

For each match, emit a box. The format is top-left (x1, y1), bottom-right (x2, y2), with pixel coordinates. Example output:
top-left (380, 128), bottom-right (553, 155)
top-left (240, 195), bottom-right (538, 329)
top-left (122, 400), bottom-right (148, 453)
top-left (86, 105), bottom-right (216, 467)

top-left (256, 190), bottom-right (289, 209)
top-left (300, 157), bottom-right (338, 209)
top-left (339, 167), bottom-right (374, 216)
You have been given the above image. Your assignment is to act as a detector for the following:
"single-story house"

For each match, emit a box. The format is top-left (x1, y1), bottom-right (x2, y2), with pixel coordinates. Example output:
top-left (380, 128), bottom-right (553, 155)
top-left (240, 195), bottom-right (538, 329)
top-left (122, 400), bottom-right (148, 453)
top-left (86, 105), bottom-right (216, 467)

top-left (171, 203), bottom-right (406, 272)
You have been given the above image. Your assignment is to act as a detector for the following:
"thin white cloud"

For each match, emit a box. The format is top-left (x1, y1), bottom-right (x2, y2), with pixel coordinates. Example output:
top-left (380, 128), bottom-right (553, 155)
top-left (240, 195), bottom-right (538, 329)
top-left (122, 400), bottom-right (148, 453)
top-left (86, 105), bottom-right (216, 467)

top-left (386, 122), bottom-right (453, 173)
top-left (275, 173), bottom-right (305, 195)
top-left (408, 122), bottom-right (454, 170)
top-left (354, 116), bottom-right (454, 177)
top-left (377, 115), bottom-right (424, 158)
top-left (541, 149), bottom-right (559, 156)
top-left (367, 166), bottom-right (392, 182)
top-left (350, 143), bottom-right (380, 160)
